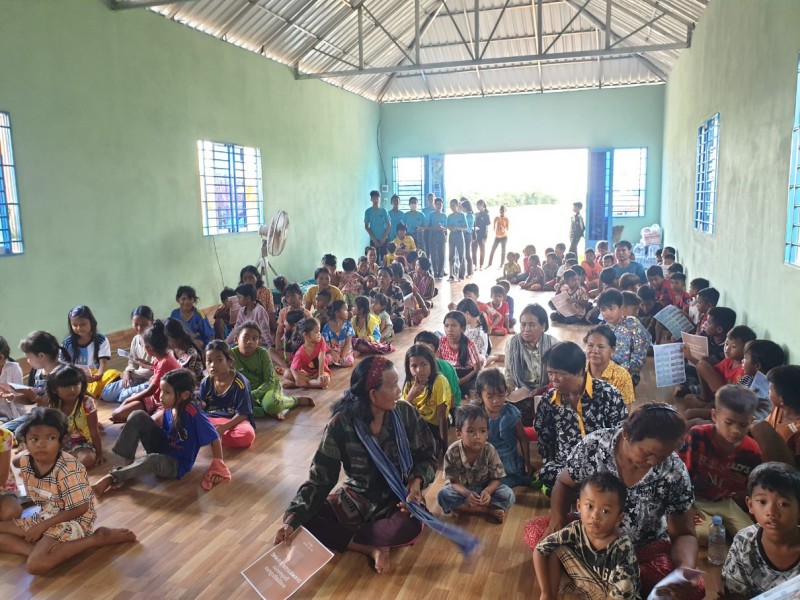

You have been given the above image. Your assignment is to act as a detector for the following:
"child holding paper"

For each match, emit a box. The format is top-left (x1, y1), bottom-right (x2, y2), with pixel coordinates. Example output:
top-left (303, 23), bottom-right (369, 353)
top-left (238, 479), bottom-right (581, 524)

top-left (597, 290), bottom-right (651, 386)
top-left (739, 340), bottom-right (785, 420)
top-left (549, 270), bottom-right (590, 325)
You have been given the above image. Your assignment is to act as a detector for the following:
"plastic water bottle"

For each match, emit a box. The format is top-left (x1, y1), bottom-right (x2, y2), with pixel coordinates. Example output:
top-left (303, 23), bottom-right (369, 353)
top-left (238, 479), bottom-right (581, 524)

top-left (708, 515), bottom-right (727, 565)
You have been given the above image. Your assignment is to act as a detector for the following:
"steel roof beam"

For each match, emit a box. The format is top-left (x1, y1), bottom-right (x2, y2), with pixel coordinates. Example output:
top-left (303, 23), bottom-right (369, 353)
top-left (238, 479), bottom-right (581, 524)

top-left (543, 0), bottom-right (591, 54)
top-left (423, 29), bottom-right (596, 50)
top-left (109, 0), bottom-right (198, 8)
top-left (479, 0), bottom-right (514, 59)
top-left (297, 40), bottom-right (688, 78)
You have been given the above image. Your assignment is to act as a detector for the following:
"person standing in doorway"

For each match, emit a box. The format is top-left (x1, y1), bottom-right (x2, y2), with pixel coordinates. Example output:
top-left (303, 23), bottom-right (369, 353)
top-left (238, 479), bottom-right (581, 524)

top-left (569, 202), bottom-right (585, 255)
top-left (364, 190), bottom-right (390, 264)
top-left (446, 199), bottom-right (468, 282)
top-left (487, 205), bottom-right (509, 269)
top-left (427, 198), bottom-right (448, 279)
top-left (473, 199), bottom-right (491, 270)
top-left (419, 193), bottom-right (436, 256)
top-left (461, 198), bottom-right (475, 277)
top-left (387, 195), bottom-right (405, 246)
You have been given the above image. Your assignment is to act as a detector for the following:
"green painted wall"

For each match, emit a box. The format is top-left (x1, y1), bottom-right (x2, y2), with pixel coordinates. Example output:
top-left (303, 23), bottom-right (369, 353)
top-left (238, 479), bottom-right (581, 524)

top-left (0, 0), bottom-right (379, 347)
top-left (378, 86), bottom-right (665, 237)
top-left (661, 0), bottom-right (800, 357)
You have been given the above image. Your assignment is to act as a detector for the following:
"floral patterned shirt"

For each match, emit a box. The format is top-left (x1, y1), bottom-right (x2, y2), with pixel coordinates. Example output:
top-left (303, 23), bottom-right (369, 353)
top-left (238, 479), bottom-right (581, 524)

top-left (566, 428), bottom-right (694, 547)
top-left (723, 524), bottom-right (800, 596)
top-left (608, 316), bottom-right (652, 385)
top-left (443, 439), bottom-right (505, 488)
top-left (534, 375), bottom-right (627, 487)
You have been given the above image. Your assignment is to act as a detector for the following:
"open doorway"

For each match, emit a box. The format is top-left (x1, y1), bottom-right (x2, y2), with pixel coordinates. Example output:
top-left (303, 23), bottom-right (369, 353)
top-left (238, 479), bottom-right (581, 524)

top-left (445, 150), bottom-right (589, 256)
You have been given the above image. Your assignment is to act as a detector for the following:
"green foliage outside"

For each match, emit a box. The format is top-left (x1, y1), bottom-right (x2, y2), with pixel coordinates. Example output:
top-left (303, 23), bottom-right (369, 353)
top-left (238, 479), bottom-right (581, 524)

top-left (451, 190), bottom-right (560, 207)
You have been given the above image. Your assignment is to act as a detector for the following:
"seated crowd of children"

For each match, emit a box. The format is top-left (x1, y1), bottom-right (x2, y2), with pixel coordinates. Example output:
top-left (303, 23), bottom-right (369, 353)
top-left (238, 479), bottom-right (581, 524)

top-left (0, 224), bottom-right (798, 600)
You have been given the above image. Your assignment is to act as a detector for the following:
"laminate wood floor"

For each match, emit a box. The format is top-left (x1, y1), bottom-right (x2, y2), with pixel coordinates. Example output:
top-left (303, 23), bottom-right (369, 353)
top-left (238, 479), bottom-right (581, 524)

top-left (0, 270), bottom-right (722, 599)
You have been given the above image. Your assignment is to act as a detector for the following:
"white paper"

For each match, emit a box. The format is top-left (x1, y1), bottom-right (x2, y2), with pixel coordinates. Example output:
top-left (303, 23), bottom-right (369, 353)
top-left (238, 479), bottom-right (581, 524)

top-left (117, 348), bottom-right (130, 358)
top-left (8, 383), bottom-right (33, 391)
top-left (653, 343), bottom-right (686, 388)
top-left (241, 526), bottom-right (333, 600)
top-left (654, 305), bottom-right (695, 340)
top-left (646, 567), bottom-right (705, 599)
top-left (753, 572), bottom-right (800, 599)
top-left (680, 332), bottom-right (708, 362)
top-left (750, 370), bottom-right (770, 399)
top-left (551, 292), bottom-right (577, 317)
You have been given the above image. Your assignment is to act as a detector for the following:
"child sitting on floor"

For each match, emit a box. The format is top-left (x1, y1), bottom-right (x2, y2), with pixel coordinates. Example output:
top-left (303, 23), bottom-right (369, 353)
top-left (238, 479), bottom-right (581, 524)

top-left (621, 291), bottom-right (641, 319)
top-left (646, 265), bottom-right (671, 307)
top-left (740, 339), bottom-right (786, 420)
top-left (542, 252), bottom-right (560, 290)
top-left (322, 300), bottom-right (355, 368)
top-left (233, 322), bottom-right (314, 419)
top-left (313, 288), bottom-right (332, 329)
top-left (101, 306), bottom-right (154, 403)
top-left (0, 337), bottom-right (22, 388)
top-left (62, 305), bottom-right (121, 400)
top-left (477, 369), bottom-right (532, 488)
top-left (371, 293), bottom-right (394, 342)
top-left (582, 248), bottom-right (603, 291)
top-left (635, 285), bottom-right (662, 343)
top-left (1, 408), bottom-right (136, 575)
top-left (438, 403), bottom-right (515, 523)
top-left (457, 299), bottom-right (490, 360)
top-left (679, 385), bottom-right (762, 545)
top-left (46, 365), bottom-right (103, 468)
top-left (618, 272), bottom-right (640, 293)
top-left (226, 284), bottom-right (272, 347)
top-left (282, 318), bottom-right (331, 389)
top-left (534, 472), bottom-right (639, 600)
top-left (549, 270), bottom-right (590, 325)
top-left (597, 290), bottom-right (651, 386)
top-left (338, 258), bottom-right (363, 308)
top-left (757, 366), bottom-right (800, 466)
top-left (164, 317), bottom-right (204, 385)
top-left (601, 253), bottom-right (615, 269)
top-left (401, 344), bottom-right (450, 456)
top-left (677, 307), bottom-right (736, 401)
top-left (693, 286), bottom-right (719, 334)
top-left (686, 277), bottom-right (710, 326)
top-left (668, 272), bottom-right (691, 312)
top-left (501, 252), bottom-right (521, 283)
top-left (415, 331), bottom-right (462, 409)
top-left (275, 284), bottom-right (311, 353)
top-left (489, 285), bottom-right (513, 335)
top-left (439, 312), bottom-right (482, 397)
top-left (200, 341), bottom-right (256, 449)
top-left (170, 286), bottom-right (215, 348)
top-left (722, 462), bottom-right (800, 597)
top-left (93, 369), bottom-right (229, 496)
top-left (398, 279), bottom-right (429, 326)
top-left (111, 321), bottom-right (180, 424)
top-left (519, 254), bottom-right (545, 291)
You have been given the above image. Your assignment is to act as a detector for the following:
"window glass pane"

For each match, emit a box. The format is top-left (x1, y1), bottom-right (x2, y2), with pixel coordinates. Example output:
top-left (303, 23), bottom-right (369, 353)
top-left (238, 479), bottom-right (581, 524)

top-left (612, 148), bottom-right (647, 218)
top-left (694, 113), bottom-right (720, 235)
top-left (0, 112), bottom-right (23, 255)
top-left (393, 156), bottom-right (424, 211)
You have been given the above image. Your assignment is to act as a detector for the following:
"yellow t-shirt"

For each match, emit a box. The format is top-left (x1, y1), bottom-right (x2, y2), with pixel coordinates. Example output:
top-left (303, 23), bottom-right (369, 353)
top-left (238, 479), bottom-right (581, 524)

top-left (393, 235), bottom-right (416, 254)
top-left (0, 428), bottom-right (19, 492)
top-left (402, 374), bottom-right (452, 425)
top-left (303, 285), bottom-right (344, 306)
top-left (599, 361), bottom-right (635, 406)
top-left (384, 253), bottom-right (397, 266)
top-left (354, 313), bottom-right (381, 341)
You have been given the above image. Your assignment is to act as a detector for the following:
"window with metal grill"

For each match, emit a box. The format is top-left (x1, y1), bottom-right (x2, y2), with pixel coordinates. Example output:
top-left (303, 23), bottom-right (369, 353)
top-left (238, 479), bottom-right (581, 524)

top-left (611, 148), bottom-right (647, 218)
top-left (786, 58), bottom-right (800, 266)
top-left (197, 140), bottom-right (263, 236)
top-left (0, 112), bottom-right (23, 255)
top-left (393, 156), bottom-right (424, 211)
top-left (694, 113), bottom-right (720, 235)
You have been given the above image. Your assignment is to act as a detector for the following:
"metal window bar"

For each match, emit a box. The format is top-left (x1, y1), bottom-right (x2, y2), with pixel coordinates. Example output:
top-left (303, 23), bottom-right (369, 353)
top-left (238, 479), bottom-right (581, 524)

top-left (786, 57), bottom-right (800, 266)
top-left (612, 148), bottom-right (647, 218)
top-left (197, 140), bottom-right (263, 236)
top-left (0, 112), bottom-right (23, 255)
top-left (393, 156), bottom-right (425, 211)
top-left (694, 114), bottom-right (720, 235)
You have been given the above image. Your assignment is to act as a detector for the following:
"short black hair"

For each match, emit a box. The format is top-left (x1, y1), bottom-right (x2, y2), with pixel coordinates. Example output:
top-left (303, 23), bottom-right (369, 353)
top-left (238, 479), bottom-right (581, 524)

top-left (715, 385), bottom-right (758, 416)
top-left (622, 403), bottom-right (685, 443)
top-left (370, 190), bottom-right (380, 198)
top-left (690, 277), bottom-right (710, 291)
top-left (619, 273), bottom-right (640, 291)
top-left (414, 330), bottom-right (440, 348)
top-left (562, 269), bottom-right (577, 281)
top-left (584, 325), bottom-right (616, 348)
top-left (708, 307), bottom-right (737, 333)
top-left (622, 291), bottom-right (641, 307)
top-left (285, 283), bottom-right (302, 297)
top-left (176, 285), bottom-right (198, 301)
top-left (646, 265), bottom-right (664, 278)
top-left (519, 304), bottom-right (549, 331)
top-left (565, 252), bottom-right (577, 261)
top-left (490, 285), bottom-right (505, 297)
top-left (744, 340), bottom-right (785, 373)
top-left (219, 287), bottom-right (236, 302)
top-left (748, 462), bottom-right (800, 501)
top-left (669, 272), bottom-right (686, 282)
top-left (314, 267), bottom-right (330, 281)
top-left (597, 289), bottom-right (623, 309)
top-left (17, 406), bottom-right (68, 442)
top-left (462, 283), bottom-right (480, 296)
top-left (667, 263), bottom-right (684, 274)
top-left (637, 284), bottom-right (656, 302)
top-left (543, 342), bottom-right (586, 376)
top-left (476, 368), bottom-right (507, 398)
top-left (571, 264), bottom-right (585, 278)
top-left (663, 252), bottom-right (676, 261)
top-left (614, 240), bottom-right (632, 251)
top-left (728, 325), bottom-right (757, 345)
top-left (580, 471), bottom-right (627, 509)
top-left (235, 283), bottom-right (257, 301)
top-left (455, 403), bottom-right (488, 431)
top-left (599, 267), bottom-right (617, 285)
top-left (697, 287), bottom-right (720, 305)
top-left (342, 257), bottom-right (357, 272)
top-left (768, 365), bottom-right (800, 411)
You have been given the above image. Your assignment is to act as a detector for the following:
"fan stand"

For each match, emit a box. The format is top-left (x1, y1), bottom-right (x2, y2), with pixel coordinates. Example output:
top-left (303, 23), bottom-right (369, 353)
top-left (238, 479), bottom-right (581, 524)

top-left (257, 239), bottom-right (280, 279)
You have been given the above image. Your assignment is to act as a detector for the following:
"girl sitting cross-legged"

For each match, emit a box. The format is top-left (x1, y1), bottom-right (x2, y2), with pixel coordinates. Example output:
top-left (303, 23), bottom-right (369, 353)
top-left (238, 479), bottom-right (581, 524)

top-left (0, 408), bottom-right (135, 575)
top-left (93, 369), bottom-right (229, 496)
top-left (322, 300), bottom-right (355, 368)
top-left (62, 305), bottom-right (121, 400)
top-left (282, 318), bottom-right (331, 390)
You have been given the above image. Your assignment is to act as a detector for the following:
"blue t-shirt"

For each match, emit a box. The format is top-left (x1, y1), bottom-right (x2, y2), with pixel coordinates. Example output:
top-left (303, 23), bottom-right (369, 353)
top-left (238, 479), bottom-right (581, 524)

top-left (446, 212), bottom-right (467, 229)
top-left (464, 212), bottom-right (475, 234)
top-left (387, 209), bottom-right (405, 241)
top-left (169, 308), bottom-right (215, 348)
top-left (488, 403), bottom-right (524, 477)
top-left (199, 372), bottom-right (255, 426)
top-left (422, 205), bottom-right (436, 217)
top-left (426, 211), bottom-right (447, 229)
top-left (163, 401), bottom-right (220, 478)
top-left (364, 207), bottom-right (390, 241)
top-left (61, 334), bottom-right (111, 369)
top-left (612, 261), bottom-right (647, 284)
top-left (506, 295), bottom-right (515, 319)
top-left (403, 210), bottom-right (426, 235)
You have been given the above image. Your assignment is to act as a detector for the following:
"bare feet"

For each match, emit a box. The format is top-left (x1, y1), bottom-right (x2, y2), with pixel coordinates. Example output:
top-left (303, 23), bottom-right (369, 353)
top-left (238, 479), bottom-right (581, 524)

top-left (490, 508), bottom-right (507, 524)
top-left (92, 474), bottom-right (124, 497)
top-left (275, 410), bottom-right (287, 421)
top-left (297, 397), bottom-right (316, 407)
top-left (370, 547), bottom-right (391, 574)
top-left (92, 526), bottom-right (137, 546)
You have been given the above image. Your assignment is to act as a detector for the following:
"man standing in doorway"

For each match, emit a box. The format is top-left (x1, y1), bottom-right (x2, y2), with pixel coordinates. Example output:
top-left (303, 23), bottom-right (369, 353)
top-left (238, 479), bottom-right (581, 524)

top-left (611, 240), bottom-right (647, 283)
top-left (419, 192), bottom-right (436, 256)
top-left (569, 201), bottom-right (585, 255)
top-left (387, 195), bottom-right (405, 244)
top-left (364, 190), bottom-right (390, 263)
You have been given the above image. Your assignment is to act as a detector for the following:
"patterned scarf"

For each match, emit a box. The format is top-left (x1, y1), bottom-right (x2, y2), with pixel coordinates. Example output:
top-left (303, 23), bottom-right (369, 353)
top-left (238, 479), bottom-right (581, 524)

top-left (354, 409), bottom-right (479, 556)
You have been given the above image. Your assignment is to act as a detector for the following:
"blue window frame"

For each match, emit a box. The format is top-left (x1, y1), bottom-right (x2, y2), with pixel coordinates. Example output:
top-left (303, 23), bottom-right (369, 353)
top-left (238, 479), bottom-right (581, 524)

top-left (392, 156), bottom-right (424, 211)
top-left (694, 113), bottom-right (720, 235)
top-left (786, 57), bottom-right (800, 266)
top-left (0, 112), bottom-right (23, 255)
top-left (197, 140), bottom-right (263, 236)
top-left (611, 148), bottom-right (647, 218)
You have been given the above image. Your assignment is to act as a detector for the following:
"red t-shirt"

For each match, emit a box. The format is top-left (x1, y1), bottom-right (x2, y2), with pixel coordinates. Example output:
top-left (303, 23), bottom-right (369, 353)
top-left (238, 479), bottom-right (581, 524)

top-left (654, 279), bottom-right (672, 306)
top-left (291, 338), bottom-right (331, 376)
top-left (679, 424), bottom-right (763, 503)
top-left (669, 289), bottom-right (691, 311)
top-left (581, 260), bottom-right (603, 282)
top-left (714, 357), bottom-right (744, 383)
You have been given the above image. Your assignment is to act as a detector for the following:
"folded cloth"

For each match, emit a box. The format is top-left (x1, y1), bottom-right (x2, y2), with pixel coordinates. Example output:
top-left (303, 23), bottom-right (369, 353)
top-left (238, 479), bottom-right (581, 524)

top-left (201, 458), bottom-right (231, 490)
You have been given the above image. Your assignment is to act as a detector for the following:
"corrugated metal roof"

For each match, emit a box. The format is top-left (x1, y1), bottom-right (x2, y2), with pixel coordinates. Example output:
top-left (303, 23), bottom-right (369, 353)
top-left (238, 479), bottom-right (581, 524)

top-left (145, 0), bottom-right (708, 102)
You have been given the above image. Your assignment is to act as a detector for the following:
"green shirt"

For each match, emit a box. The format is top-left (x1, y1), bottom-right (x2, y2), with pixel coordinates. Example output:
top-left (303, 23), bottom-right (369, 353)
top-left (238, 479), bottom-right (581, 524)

top-left (437, 358), bottom-right (462, 407)
top-left (231, 346), bottom-right (278, 398)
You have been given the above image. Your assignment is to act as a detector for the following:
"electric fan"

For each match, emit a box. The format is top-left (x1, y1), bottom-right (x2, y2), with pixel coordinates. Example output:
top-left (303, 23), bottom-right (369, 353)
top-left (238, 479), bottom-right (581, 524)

top-left (256, 210), bottom-right (289, 278)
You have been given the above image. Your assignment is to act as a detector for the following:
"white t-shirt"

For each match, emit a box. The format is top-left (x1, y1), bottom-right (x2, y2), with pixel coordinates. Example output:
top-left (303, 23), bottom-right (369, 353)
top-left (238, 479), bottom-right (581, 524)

top-left (0, 361), bottom-right (23, 385)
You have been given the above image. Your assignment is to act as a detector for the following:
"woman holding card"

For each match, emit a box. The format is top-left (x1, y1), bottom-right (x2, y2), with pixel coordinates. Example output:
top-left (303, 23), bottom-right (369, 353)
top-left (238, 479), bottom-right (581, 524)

top-left (274, 356), bottom-right (438, 575)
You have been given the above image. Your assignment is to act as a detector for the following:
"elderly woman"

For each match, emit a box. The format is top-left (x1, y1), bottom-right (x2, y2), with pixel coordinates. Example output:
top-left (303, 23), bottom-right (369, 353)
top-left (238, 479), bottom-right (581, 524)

top-left (533, 341), bottom-right (628, 488)
top-left (584, 325), bottom-right (636, 411)
top-left (504, 303), bottom-right (558, 425)
top-left (273, 357), bottom-right (437, 574)
top-left (525, 404), bottom-right (704, 599)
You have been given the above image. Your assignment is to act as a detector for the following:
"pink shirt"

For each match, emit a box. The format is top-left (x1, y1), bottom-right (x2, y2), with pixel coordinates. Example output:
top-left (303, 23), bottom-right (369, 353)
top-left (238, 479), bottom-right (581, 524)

top-left (226, 303), bottom-right (273, 346)
top-left (291, 339), bottom-right (331, 376)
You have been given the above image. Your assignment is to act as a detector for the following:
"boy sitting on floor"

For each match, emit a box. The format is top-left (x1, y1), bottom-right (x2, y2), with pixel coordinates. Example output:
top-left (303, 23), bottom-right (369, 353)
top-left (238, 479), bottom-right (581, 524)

top-left (722, 462), bottom-right (800, 598)
top-left (679, 385), bottom-right (762, 545)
